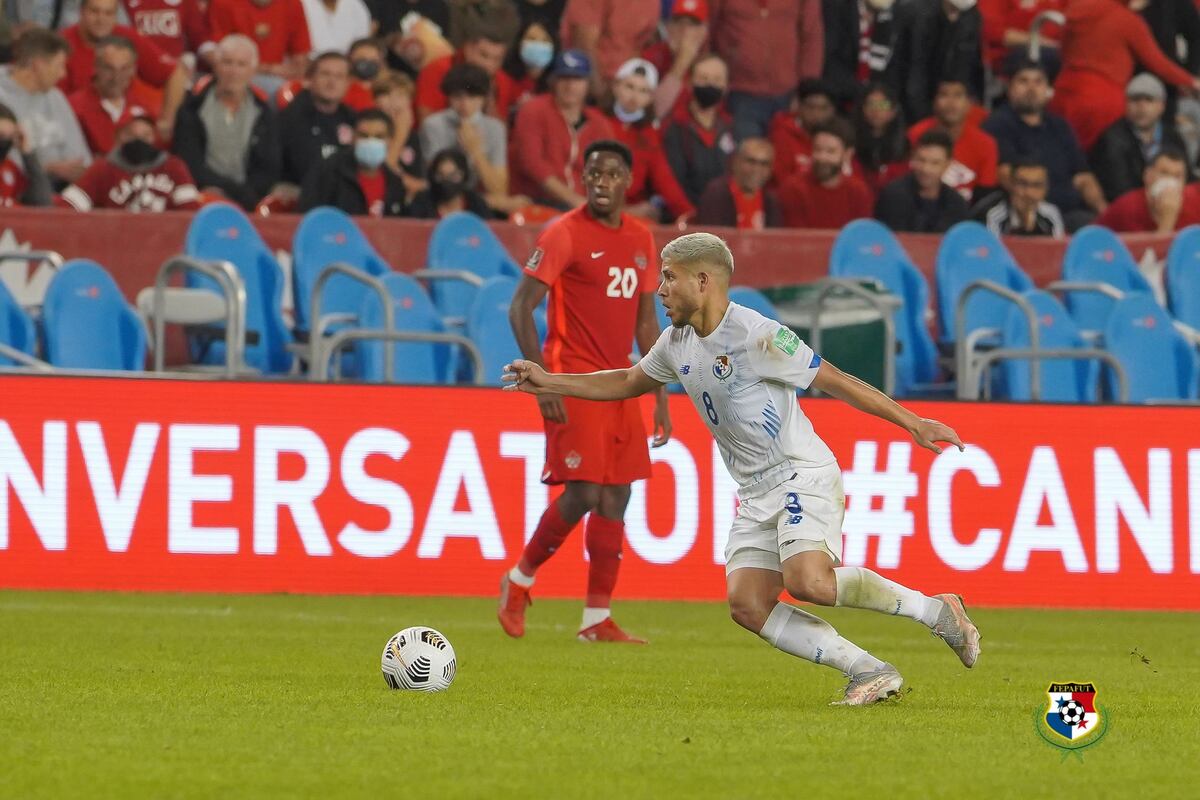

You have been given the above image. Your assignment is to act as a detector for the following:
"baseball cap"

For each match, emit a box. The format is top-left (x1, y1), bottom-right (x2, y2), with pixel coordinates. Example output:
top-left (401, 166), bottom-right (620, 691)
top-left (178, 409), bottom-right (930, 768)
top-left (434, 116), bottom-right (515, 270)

top-left (1127, 73), bottom-right (1166, 101)
top-left (671, 0), bottom-right (709, 23)
top-left (550, 49), bottom-right (592, 79)
top-left (116, 106), bottom-right (155, 130)
top-left (615, 57), bottom-right (659, 91)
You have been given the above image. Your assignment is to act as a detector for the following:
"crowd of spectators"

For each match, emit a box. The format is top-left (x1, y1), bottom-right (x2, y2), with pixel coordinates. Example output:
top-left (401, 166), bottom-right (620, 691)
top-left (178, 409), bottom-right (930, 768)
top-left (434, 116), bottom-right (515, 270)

top-left (3, 0), bottom-right (1200, 238)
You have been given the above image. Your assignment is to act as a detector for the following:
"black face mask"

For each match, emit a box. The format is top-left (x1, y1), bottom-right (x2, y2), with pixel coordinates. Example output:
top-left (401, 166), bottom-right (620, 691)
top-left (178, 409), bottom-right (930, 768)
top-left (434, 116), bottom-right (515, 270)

top-left (430, 177), bottom-right (467, 204)
top-left (352, 60), bottom-right (381, 81)
top-left (120, 139), bottom-right (160, 166)
top-left (0, 138), bottom-right (12, 162)
top-left (692, 84), bottom-right (725, 110)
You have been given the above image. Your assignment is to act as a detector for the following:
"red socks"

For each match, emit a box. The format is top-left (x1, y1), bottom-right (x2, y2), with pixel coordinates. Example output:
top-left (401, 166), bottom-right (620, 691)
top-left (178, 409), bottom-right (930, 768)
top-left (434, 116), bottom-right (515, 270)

top-left (584, 514), bottom-right (624, 609)
top-left (518, 501), bottom-right (574, 575)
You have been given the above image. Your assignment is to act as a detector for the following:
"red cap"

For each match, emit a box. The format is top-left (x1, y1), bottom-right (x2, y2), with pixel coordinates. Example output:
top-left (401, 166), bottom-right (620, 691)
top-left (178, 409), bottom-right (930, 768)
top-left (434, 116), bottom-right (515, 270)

top-left (671, 0), bottom-right (709, 22)
top-left (116, 105), bottom-right (155, 131)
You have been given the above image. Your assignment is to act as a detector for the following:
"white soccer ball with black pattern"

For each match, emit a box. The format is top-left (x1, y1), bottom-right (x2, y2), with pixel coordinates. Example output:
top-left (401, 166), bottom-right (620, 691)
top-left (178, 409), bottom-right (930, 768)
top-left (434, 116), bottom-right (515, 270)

top-left (381, 626), bottom-right (457, 692)
top-left (1059, 700), bottom-right (1086, 726)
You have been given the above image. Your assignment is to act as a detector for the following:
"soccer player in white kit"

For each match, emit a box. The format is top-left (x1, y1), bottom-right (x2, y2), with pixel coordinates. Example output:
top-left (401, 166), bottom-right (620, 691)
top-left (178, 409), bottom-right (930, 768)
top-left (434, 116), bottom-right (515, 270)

top-left (503, 232), bottom-right (982, 706)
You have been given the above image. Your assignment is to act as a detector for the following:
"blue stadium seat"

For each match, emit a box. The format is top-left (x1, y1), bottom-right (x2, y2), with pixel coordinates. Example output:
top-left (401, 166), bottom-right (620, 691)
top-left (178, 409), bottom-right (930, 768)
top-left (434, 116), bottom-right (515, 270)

top-left (184, 203), bottom-right (291, 373)
top-left (0, 278), bottom-right (36, 366)
top-left (1103, 293), bottom-right (1199, 402)
top-left (1060, 225), bottom-right (1152, 334)
top-left (358, 273), bottom-right (455, 384)
top-left (425, 211), bottom-right (521, 324)
top-left (999, 290), bottom-right (1097, 402)
top-left (42, 260), bottom-right (145, 371)
top-left (830, 219), bottom-right (937, 396)
top-left (1166, 224), bottom-right (1200, 331)
top-left (729, 286), bottom-right (780, 321)
top-left (292, 206), bottom-right (391, 335)
top-left (467, 276), bottom-right (547, 386)
top-left (935, 221), bottom-right (1034, 343)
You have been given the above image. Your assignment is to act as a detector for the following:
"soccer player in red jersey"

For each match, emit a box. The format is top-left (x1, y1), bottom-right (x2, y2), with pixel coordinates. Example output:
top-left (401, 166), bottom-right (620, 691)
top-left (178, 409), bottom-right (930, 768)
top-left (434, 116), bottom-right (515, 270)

top-left (499, 140), bottom-right (672, 644)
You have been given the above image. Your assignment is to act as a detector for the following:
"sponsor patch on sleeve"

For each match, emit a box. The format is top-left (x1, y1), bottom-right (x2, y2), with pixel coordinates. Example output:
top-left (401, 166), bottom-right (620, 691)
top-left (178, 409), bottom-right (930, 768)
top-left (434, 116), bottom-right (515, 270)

top-left (772, 326), bottom-right (801, 357)
top-left (525, 248), bottom-right (544, 271)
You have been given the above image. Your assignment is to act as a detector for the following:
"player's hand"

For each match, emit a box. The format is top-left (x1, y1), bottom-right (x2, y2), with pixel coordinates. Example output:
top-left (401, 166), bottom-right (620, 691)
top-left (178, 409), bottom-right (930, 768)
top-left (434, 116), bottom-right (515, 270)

top-left (536, 394), bottom-right (567, 423)
top-left (909, 418), bottom-right (964, 455)
top-left (652, 396), bottom-right (672, 447)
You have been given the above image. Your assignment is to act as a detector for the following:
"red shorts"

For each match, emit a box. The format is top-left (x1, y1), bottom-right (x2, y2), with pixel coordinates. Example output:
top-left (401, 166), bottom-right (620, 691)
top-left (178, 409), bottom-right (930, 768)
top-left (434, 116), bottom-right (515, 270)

top-left (542, 396), bottom-right (650, 486)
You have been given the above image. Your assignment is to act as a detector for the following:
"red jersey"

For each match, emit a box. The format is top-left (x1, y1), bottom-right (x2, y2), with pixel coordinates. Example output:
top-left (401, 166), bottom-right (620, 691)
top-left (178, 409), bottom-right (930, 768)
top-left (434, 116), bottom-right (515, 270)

top-left (908, 118), bottom-right (998, 200)
top-left (1096, 184), bottom-right (1200, 233)
top-left (729, 179), bottom-right (765, 229)
top-left (357, 170), bottom-right (386, 217)
top-left (69, 85), bottom-right (161, 155)
top-left (208, 0), bottom-right (311, 65)
top-left (607, 115), bottom-right (696, 219)
top-left (768, 111), bottom-right (812, 185)
top-left (59, 155), bottom-right (199, 212)
top-left (121, 0), bottom-right (211, 59)
top-left (0, 156), bottom-right (29, 207)
top-left (60, 24), bottom-right (178, 95)
top-left (415, 51), bottom-right (521, 122)
top-left (778, 172), bottom-right (874, 229)
top-left (524, 206), bottom-right (658, 373)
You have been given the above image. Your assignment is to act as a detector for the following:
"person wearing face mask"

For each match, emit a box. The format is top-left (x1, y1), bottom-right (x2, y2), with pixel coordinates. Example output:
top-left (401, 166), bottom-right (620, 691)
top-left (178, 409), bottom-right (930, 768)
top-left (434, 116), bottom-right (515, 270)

top-left (299, 107), bottom-right (408, 216)
top-left (502, 19), bottom-right (557, 109)
top-left (58, 112), bottom-right (199, 211)
top-left (406, 147), bottom-right (495, 219)
top-left (821, 0), bottom-right (910, 109)
top-left (299, 0), bottom-right (371, 55)
top-left (604, 57), bottom-right (695, 222)
top-left (1097, 146), bottom-right (1200, 232)
top-left (277, 52), bottom-right (356, 187)
top-left (661, 53), bottom-right (735, 205)
top-left (894, 0), bottom-right (985, 122)
top-left (0, 103), bottom-right (53, 207)
top-left (344, 38), bottom-right (390, 111)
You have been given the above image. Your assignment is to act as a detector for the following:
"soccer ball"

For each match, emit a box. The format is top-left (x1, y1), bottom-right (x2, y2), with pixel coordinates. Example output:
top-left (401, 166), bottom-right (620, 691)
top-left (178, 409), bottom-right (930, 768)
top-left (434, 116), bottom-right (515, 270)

top-left (1059, 700), bottom-right (1086, 726)
top-left (381, 626), bottom-right (457, 692)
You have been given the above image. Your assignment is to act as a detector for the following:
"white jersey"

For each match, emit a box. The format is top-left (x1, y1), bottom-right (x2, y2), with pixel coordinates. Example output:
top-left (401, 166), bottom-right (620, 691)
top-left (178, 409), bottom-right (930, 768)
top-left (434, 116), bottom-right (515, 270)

top-left (638, 302), bottom-right (836, 498)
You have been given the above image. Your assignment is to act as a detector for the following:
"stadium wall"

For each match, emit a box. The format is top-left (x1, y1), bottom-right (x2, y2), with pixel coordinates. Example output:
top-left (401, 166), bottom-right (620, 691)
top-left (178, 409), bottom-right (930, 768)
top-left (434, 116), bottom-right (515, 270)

top-left (1, 376), bottom-right (1197, 610)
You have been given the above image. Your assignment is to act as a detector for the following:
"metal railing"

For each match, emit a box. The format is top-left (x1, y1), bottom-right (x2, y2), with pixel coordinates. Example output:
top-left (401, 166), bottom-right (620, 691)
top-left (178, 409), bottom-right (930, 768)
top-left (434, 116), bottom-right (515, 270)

top-left (1029, 10), bottom-right (1065, 62)
top-left (801, 278), bottom-right (900, 397)
top-left (150, 256), bottom-right (247, 376)
top-left (970, 348), bottom-right (1129, 403)
top-left (315, 328), bottom-right (485, 385)
top-left (309, 262), bottom-right (395, 382)
top-left (0, 342), bottom-right (51, 371)
top-left (955, 280), bottom-right (1040, 399)
top-left (412, 268), bottom-right (486, 327)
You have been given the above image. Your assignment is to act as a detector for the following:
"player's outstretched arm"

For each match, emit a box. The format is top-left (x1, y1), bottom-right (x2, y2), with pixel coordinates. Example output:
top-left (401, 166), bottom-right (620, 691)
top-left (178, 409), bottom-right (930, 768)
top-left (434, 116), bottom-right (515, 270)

top-left (809, 360), bottom-right (965, 455)
top-left (502, 360), bottom-right (663, 402)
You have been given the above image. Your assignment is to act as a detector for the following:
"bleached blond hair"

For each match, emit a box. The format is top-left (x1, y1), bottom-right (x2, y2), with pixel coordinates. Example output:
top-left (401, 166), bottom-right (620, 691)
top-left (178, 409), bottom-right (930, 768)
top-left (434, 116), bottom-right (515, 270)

top-left (660, 232), bottom-right (734, 275)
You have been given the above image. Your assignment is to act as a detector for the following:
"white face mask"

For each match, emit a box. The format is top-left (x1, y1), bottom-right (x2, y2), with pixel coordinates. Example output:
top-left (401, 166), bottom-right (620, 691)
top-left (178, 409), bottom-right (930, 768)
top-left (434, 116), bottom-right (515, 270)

top-left (865, 0), bottom-right (895, 10)
top-left (946, 0), bottom-right (977, 11)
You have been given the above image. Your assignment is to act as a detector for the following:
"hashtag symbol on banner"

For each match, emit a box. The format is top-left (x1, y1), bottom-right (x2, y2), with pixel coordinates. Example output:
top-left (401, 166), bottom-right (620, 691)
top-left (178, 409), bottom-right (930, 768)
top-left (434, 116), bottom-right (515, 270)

top-left (841, 441), bottom-right (918, 568)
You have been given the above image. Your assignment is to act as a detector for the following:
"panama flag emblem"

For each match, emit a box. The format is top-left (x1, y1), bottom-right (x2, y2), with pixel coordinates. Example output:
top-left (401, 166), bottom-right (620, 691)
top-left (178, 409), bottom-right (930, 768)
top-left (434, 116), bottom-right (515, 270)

top-left (1038, 681), bottom-right (1106, 749)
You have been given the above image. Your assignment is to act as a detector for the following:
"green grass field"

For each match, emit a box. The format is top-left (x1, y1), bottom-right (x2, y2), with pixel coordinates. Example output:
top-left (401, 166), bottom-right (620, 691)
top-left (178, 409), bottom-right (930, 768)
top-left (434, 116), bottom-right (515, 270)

top-left (1, 590), bottom-right (1196, 799)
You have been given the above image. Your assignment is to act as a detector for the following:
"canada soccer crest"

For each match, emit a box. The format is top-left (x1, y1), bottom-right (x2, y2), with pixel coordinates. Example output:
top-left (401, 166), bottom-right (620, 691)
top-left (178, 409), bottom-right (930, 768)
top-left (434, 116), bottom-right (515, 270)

top-left (1035, 681), bottom-right (1108, 751)
top-left (712, 355), bottom-right (733, 381)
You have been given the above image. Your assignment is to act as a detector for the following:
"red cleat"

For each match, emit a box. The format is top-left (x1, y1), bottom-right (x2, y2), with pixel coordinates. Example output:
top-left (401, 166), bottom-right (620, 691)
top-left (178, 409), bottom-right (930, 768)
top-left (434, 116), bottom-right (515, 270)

top-left (577, 617), bottom-right (648, 644)
top-left (497, 573), bottom-right (532, 638)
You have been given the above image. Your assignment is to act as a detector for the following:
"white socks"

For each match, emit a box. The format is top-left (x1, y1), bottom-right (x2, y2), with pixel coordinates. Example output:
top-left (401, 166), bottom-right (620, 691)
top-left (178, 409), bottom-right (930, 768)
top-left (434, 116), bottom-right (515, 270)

top-left (759, 602), bottom-right (885, 677)
top-left (508, 566), bottom-right (535, 588)
top-left (834, 566), bottom-right (943, 628)
top-left (581, 607), bottom-right (611, 629)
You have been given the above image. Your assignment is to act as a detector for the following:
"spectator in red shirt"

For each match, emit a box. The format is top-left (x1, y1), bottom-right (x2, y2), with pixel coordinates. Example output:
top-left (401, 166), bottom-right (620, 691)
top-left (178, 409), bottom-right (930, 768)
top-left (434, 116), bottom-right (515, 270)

top-left (778, 118), bottom-right (874, 229)
top-left (711, 0), bottom-right (824, 140)
top-left (299, 107), bottom-right (408, 216)
top-left (640, 0), bottom-right (710, 119)
top-left (69, 36), bottom-right (161, 157)
top-left (59, 112), bottom-right (200, 210)
top-left (414, 8), bottom-right (521, 123)
top-left (605, 57), bottom-right (695, 223)
top-left (907, 78), bottom-right (998, 203)
top-left (509, 49), bottom-right (613, 208)
top-left (62, 0), bottom-right (187, 140)
top-left (208, 0), bottom-right (312, 89)
top-left (694, 136), bottom-right (783, 228)
top-left (1097, 146), bottom-right (1200, 232)
top-left (559, 0), bottom-right (660, 95)
top-left (662, 53), bottom-right (736, 205)
top-left (120, 0), bottom-right (212, 69)
top-left (852, 81), bottom-right (910, 196)
top-left (0, 103), bottom-right (52, 207)
top-left (768, 78), bottom-right (838, 186)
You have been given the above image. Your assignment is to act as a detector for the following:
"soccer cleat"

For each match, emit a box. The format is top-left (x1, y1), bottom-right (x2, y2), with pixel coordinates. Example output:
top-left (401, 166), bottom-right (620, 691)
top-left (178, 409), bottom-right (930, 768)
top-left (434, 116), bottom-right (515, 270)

top-left (831, 665), bottom-right (904, 706)
top-left (931, 593), bottom-right (982, 668)
top-left (497, 574), bottom-right (532, 638)
top-left (577, 617), bottom-right (648, 644)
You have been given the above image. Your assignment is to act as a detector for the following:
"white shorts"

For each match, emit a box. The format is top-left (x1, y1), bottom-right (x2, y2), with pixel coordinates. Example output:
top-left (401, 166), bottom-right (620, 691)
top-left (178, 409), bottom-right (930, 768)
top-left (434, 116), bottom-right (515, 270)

top-left (724, 463), bottom-right (845, 575)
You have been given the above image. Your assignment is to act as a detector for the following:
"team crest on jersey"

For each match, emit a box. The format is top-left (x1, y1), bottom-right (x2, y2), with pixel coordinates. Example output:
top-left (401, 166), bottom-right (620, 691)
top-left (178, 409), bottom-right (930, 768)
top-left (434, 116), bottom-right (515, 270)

top-left (526, 248), bottom-right (544, 271)
top-left (712, 355), bottom-right (733, 381)
top-left (565, 450), bottom-right (582, 469)
top-left (634, 252), bottom-right (647, 269)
